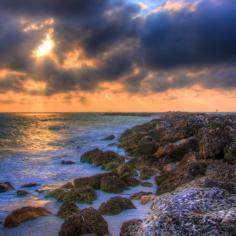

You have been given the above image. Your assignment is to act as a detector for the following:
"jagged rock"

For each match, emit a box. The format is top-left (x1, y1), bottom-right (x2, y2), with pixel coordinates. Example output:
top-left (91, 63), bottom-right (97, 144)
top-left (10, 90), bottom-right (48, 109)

top-left (135, 136), bottom-right (159, 155)
top-left (0, 182), bottom-right (14, 193)
top-left (154, 136), bottom-right (198, 162)
top-left (59, 207), bottom-right (109, 236)
top-left (4, 207), bottom-right (50, 228)
top-left (120, 219), bottom-right (142, 236)
top-left (58, 201), bottom-right (80, 219)
top-left (100, 175), bottom-right (126, 193)
top-left (98, 196), bottom-right (135, 215)
top-left (137, 187), bottom-right (236, 235)
top-left (16, 190), bottom-right (30, 197)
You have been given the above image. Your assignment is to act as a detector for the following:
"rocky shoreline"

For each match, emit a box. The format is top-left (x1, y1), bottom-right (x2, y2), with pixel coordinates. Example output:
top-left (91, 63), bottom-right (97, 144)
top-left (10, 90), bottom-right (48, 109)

top-left (1, 112), bottom-right (235, 235)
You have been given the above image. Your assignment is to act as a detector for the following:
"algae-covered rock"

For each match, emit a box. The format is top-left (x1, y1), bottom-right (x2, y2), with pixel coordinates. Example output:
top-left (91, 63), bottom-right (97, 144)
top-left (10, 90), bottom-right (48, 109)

top-left (100, 175), bottom-right (126, 193)
top-left (59, 207), bottom-right (109, 236)
top-left (58, 201), bottom-right (80, 219)
top-left (98, 196), bottom-right (136, 215)
top-left (4, 207), bottom-right (50, 228)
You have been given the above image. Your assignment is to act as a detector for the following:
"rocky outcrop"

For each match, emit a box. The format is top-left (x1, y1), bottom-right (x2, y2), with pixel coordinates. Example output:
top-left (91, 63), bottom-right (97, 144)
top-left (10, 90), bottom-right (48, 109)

top-left (138, 187), bottom-right (236, 235)
top-left (4, 207), bottom-right (50, 227)
top-left (59, 207), bottom-right (109, 236)
top-left (99, 196), bottom-right (136, 215)
top-left (0, 182), bottom-right (14, 193)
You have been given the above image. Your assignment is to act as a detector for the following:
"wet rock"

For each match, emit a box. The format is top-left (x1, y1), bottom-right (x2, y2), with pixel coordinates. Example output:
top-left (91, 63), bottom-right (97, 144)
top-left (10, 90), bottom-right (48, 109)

top-left (21, 183), bottom-right (40, 188)
top-left (0, 182), bottom-right (14, 193)
top-left (59, 207), bottom-right (109, 236)
top-left (100, 175), bottom-right (126, 193)
top-left (58, 201), bottom-right (80, 219)
top-left (120, 219), bottom-right (142, 236)
top-left (49, 185), bottom-right (97, 203)
top-left (98, 196), bottom-right (136, 215)
top-left (74, 173), bottom-right (111, 189)
top-left (137, 187), bottom-right (236, 235)
top-left (4, 207), bottom-right (50, 228)
top-left (16, 190), bottom-right (30, 197)
top-left (61, 182), bottom-right (74, 189)
top-left (154, 136), bottom-right (198, 162)
top-left (61, 160), bottom-right (76, 165)
top-left (80, 149), bottom-right (124, 167)
top-left (139, 166), bottom-right (157, 180)
top-left (140, 195), bottom-right (156, 205)
top-left (124, 177), bottom-right (140, 187)
top-left (130, 192), bottom-right (152, 200)
top-left (102, 135), bottom-right (115, 141)
top-left (135, 136), bottom-right (159, 155)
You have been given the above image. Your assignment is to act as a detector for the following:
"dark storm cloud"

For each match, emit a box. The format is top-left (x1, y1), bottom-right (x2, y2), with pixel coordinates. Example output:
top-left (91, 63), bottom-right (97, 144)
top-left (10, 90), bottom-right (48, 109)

top-left (0, 0), bottom-right (236, 96)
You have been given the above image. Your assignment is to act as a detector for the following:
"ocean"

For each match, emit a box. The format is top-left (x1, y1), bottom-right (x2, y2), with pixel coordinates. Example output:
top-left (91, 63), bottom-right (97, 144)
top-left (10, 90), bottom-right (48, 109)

top-left (0, 113), bottom-right (156, 236)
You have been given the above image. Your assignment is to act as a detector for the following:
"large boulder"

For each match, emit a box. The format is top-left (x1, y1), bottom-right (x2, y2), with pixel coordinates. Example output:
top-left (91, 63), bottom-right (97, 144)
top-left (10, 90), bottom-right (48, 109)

top-left (98, 196), bottom-right (136, 215)
top-left (137, 187), bottom-right (236, 235)
top-left (154, 137), bottom-right (198, 162)
top-left (4, 207), bottom-right (50, 228)
top-left (120, 219), bottom-right (142, 236)
top-left (59, 207), bottom-right (109, 236)
top-left (0, 182), bottom-right (14, 193)
top-left (100, 175), bottom-right (126, 193)
top-left (58, 201), bottom-right (80, 219)
top-left (80, 149), bottom-right (124, 168)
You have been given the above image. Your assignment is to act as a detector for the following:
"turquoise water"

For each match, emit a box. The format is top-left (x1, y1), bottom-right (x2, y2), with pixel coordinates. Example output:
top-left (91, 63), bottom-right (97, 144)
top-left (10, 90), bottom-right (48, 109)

top-left (0, 113), bottom-right (155, 235)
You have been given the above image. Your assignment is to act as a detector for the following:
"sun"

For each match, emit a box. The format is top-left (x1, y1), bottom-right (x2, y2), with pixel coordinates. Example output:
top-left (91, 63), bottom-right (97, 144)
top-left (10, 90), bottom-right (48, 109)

top-left (35, 34), bottom-right (54, 58)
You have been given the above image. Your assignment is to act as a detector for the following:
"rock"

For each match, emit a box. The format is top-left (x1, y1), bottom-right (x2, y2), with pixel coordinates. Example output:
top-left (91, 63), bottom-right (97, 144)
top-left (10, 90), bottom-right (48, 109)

top-left (198, 127), bottom-right (232, 159)
top-left (163, 163), bottom-right (177, 172)
top-left (130, 192), bottom-right (153, 200)
top-left (115, 163), bottom-right (136, 179)
top-left (98, 196), bottom-right (136, 215)
top-left (80, 149), bottom-right (124, 167)
top-left (135, 136), bottom-right (159, 155)
top-left (49, 185), bottom-right (97, 203)
top-left (120, 219), bottom-right (142, 236)
top-left (4, 207), bottom-right (50, 228)
top-left (58, 201), bottom-right (80, 219)
top-left (61, 182), bottom-right (74, 189)
top-left (59, 207), bottom-right (109, 236)
top-left (140, 195), bottom-right (156, 205)
top-left (16, 190), bottom-right (30, 197)
top-left (0, 182), bottom-right (14, 193)
top-left (139, 166), bottom-right (157, 180)
top-left (21, 183), bottom-right (40, 188)
top-left (224, 141), bottom-right (236, 164)
top-left (102, 135), bottom-right (115, 141)
top-left (141, 182), bottom-right (153, 187)
top-left (124, 177), bottom-right (140, 187)
top-left (137, 187), bottom-right (236, 235)
top-left (74, 173), bottom-right (111, 189)
top-left (61, 160), bottom-right (76, 165)
top-left (154, 137), bottom-right (198, 162)
top-left (100, 175), bottom-right (126, 193)
top-left (203, 179), bottom-right (236, 194)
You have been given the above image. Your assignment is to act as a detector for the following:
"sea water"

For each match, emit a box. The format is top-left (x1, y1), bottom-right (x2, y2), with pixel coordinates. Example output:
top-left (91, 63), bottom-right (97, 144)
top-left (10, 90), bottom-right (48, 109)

top-left (0, 113), bottom-right (156, 236)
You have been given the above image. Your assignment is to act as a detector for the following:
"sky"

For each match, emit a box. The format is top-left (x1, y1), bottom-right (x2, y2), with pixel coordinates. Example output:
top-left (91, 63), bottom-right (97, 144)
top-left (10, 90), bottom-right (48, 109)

top-left (0, 0), bottom-right (236, 112)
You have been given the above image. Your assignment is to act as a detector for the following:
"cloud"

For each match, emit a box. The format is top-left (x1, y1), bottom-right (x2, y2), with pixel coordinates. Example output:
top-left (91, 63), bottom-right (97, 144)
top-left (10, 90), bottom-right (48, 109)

top-left (0, 0), bottom-right (236, 97)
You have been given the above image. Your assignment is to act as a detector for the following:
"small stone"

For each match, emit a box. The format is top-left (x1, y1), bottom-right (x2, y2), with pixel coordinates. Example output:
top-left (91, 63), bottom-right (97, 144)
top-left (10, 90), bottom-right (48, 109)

top-left (21, 183), bottom-right (40, 188)
top-left (140, 195), bottom-right (156, 205)
top-left (61, 160), bottom-right (76, 165)
top-left (16, 190), bottom-right (30, 197)
top-left (0, 182), bottom-right (14, 193)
